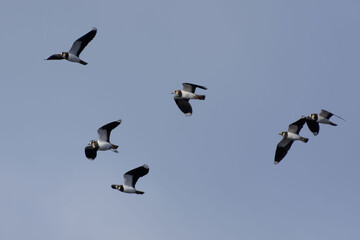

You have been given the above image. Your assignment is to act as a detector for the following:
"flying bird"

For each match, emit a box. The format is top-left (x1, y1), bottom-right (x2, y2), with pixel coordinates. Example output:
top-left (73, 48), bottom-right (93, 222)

top-left (111, 165), bottom-right (149, 194)
top-left (275, 117), bottom-right (308, 164)
top-left (305, 109), bottom-right (345, 136)
top-left (46, 27), bottom-right (97, 65)
top-left (84, 119), bottom-right (122, 160)
top-left (172, 83), bottom-right (207, 116)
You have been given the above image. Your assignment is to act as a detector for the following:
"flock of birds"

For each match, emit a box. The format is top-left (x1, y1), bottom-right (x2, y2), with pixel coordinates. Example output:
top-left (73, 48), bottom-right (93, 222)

top-left (82, 119), bottom-right (150, 194)
top-left (45, 27), bottom-right (344, 194)
top-left (45, 27), bottom-right (209, 194)
top-left (275, 109), bottom-right (345, 164)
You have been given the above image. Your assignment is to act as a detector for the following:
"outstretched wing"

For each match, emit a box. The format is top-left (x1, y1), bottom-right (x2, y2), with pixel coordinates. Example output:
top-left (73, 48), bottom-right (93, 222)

top-left (85, 145), bottom-right (97, 160)
top-left (174, 98), bottom-right (192, 116)
top-left (46, 54), bottom-right (64, 60)
top-left (288, 117), bottom-right (306, 134)
top-left (97, 119), bottom-right (122, 142)
top-left (274, 138), bottom-right (294, 164)
top-left (319, 109), bottom-right (333, 119)
top-left (124, 165), bottom-right (149, 187)
top-left (305, 117), bottom-right (320, 136)
top-left (319, 109), bottom-right (345, 121)
top-left (69, 27), bottom-right (97, 56)
top-left (182, 83), bottom-right (207, 93)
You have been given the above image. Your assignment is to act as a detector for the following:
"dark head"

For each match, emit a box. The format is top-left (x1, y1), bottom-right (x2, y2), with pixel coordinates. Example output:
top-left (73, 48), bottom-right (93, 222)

top-left (279, 131), bottom-right (287, 137)
top-left (61, 52), bottom-right (69, 59)
top-left (111, 184), bottom-right (124, 192)
top-left (89, 140), bottom-right (99, 149)
top-left (172, 90), bottom-right (182, 97)
top-left (309, 113), bottom-right (318, 121)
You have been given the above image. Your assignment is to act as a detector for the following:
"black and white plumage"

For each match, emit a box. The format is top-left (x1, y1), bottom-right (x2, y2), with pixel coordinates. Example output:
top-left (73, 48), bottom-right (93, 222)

top-left (274, 117), bottom-right (309, 164)
top-left (172, 83), bottom-right (207, 116)
top-left (305, 109), bottom-right (345, 136)
top-left (111, 165), bottom-right (149, 194)
top-left (84, 120), bottom-right (122, 160)
top-left (84, 145), bottom-right (98, 160)
top-left (46, 27), bottom-right (97, 65)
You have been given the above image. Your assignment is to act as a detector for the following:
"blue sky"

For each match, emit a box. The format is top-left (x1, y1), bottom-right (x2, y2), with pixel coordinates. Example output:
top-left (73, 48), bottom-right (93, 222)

top-left (0, 0), bottom-right (359, 239)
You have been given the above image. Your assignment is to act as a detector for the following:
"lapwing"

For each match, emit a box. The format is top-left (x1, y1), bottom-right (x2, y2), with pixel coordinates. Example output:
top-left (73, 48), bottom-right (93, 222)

top-left (85, 119), bottom-right (122, 160)
top-left (172, 83), bottom-right (207, 116)
top-left (111, 165), bottom-right (149, 194)
top-left (305, 109), bottom-right (344, 136)
top-left (275, 117), bottom-right (308, 164)
top-left (46, 27), bottom-right (97, 65)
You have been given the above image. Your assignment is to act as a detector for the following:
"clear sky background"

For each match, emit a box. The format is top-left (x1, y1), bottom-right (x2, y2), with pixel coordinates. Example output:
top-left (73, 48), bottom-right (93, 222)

top-left (0, 0), bottom-right (359, 239)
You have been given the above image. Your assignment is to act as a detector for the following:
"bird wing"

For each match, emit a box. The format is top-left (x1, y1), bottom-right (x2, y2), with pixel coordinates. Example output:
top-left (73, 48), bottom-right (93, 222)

top-left (319, 109), bottom-right (333, 119)
top-left (123, 174), bottom-right (134, 188)
top-left (46, 54), bottom-right (64, 60)
top-left (274, 138), bottom-right (294, 164)
top-left (288, 117), bottom-right (306, 134)
top-left (84, 145), bottom-right (97, 160)
top-left (174, 98), bottom-right (192, 116)
top-left (182, 83), bottom-right (207, 93)
top-left (123, 165), bottom-right (149, 187)
top-left (305, 118), bottom-right (320, 136)
top-left (97, 119), bottom-right (122, 142)
top-left (319, 109), bottom-right (345, 121)
top-left (69, 27), bottom-right (97, 56)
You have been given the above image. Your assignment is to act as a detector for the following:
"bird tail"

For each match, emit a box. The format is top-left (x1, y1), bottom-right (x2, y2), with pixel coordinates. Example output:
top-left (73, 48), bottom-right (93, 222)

top-left (195, 95), bottom-right (206, 100)
top-left (300, 137), bottom-right (309, 143)
top-left (80, 60), bottom-right (88, 65)
top-left (135, 190), bottom-right (144, 194)
top-left (111, 144), bottom-right (119, 153)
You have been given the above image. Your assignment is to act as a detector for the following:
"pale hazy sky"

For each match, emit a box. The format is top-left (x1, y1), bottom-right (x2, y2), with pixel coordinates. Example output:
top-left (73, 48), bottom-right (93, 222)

top-left (0, 1), bottom-right (359, 239)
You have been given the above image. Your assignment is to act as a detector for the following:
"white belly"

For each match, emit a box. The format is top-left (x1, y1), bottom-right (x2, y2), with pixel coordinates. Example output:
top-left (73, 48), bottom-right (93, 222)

top-left (317, 116), bottom-right (331, 124)
top-left (181, 91), bottom-right (197, 99)
top-left (287, 132), bottom-right (302, 141)
top-left (123, 186), bottom-right (136, 193)
top-left (97, 141), bottom-right (112, 151)
top-left (67, 53), bottom-right (81, 63)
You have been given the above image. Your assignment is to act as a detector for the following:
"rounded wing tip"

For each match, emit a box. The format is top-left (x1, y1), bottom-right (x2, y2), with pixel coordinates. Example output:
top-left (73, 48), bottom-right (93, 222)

top-left (85, 146), bottom-right (97, 160)
top-left (92, 27), bottom-right (97, 31)
top-left (185, 113), bottom-right (192, 116)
